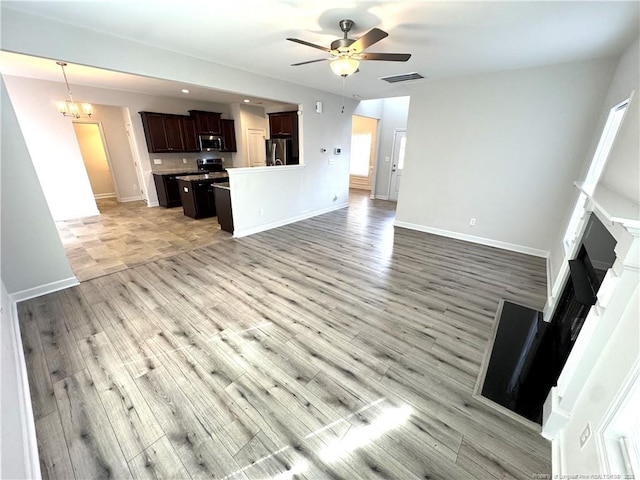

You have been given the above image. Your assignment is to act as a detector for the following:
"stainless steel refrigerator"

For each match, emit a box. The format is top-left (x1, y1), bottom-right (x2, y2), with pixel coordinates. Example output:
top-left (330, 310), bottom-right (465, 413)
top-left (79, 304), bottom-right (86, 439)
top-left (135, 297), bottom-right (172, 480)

top-left (265, 138), bottom-right (292, 166)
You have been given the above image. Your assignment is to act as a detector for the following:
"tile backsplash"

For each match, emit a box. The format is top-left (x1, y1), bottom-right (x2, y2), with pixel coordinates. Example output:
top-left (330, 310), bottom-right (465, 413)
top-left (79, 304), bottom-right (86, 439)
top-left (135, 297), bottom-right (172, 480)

top-left (150, 152), bottom-right (231, 172)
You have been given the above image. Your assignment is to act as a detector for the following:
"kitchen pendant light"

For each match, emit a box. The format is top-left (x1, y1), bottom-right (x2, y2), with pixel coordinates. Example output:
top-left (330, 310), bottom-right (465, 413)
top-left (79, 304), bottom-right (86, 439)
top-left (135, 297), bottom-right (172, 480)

top-left (330, 56), bottom-right (360, 77)
top-left (55, 61), bottom-right (92, 119)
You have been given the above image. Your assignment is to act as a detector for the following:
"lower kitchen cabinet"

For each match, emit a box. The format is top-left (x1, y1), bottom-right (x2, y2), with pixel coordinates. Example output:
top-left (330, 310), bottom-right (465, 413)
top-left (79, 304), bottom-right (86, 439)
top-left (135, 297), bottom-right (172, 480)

top-left (213, 184), bottom-right (233, 234)
top-left (153, 173), bottom-right (182, 207)
top-left (178, 177), bottom-right (228, 219)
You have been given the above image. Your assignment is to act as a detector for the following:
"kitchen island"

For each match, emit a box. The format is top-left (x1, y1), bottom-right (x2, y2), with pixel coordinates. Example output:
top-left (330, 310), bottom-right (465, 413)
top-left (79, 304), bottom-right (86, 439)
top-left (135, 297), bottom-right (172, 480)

top-left (175, 172), bottom-right (229, 219)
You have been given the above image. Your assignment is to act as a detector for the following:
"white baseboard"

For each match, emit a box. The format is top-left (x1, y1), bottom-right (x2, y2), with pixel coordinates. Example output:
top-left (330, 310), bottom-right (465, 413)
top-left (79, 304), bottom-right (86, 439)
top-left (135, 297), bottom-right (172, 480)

top-left (147, 201), bottom-right (160, 208)
top-left (7, 298), bottom-right (41, 479)
top-left (10, 276), bottom-right (79, 303)
top-left (94, 193), bottom-right (116, 200)
top-left (375, 195), bottom-right (389, 200)
top-left (394, 221), bottom-right (550, 258)
top-left (234, 203), bottom-right (349, 238)
top-left (118, 195), bottom-right (143, 203)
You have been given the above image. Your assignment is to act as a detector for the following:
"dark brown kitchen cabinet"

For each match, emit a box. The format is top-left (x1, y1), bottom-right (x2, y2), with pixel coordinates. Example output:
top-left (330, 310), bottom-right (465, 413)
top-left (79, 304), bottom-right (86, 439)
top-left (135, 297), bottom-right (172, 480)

top-left (153, 173), bottom-right (183, 207)
top-left (268, 111), bottom-right (299, 163)
top-left (220, 119), bottom-right (237, 152)
top-left (268, 111), bottom-right (296, 136)
top-left (189, 110), bottom-right (222, 134)
top-left (140, 112), bottom-right (190, 153)
top-left (181, 116), bottom-right (199, 152)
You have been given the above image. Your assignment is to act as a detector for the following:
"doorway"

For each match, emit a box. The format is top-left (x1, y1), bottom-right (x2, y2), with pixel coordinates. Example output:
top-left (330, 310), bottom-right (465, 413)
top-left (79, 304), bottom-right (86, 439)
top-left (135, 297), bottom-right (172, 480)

top-left (350, 115), bottom-right (378, 191)
top-left (388, 129), bottom-right (406, 202)
top-left (72, 122), bottom-right (117, 199)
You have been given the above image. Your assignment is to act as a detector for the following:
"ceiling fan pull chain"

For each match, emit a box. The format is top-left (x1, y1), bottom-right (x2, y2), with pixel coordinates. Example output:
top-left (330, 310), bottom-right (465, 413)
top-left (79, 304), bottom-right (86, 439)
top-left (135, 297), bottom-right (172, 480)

top-left (341, 76), bottom-right (346, 114)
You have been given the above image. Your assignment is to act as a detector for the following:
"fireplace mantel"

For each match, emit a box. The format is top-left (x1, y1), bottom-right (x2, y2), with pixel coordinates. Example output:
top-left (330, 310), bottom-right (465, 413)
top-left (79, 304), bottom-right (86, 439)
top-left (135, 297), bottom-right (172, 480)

top-left (543, 181), bottom-right (639, 447)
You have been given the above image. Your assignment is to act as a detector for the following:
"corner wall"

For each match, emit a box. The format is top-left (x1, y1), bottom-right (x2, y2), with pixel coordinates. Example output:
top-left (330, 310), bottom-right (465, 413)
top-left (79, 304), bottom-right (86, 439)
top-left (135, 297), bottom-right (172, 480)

top-left (1, 79), bottom-right (76, 297)
top-left (396, 58), bottom-right (616, 256)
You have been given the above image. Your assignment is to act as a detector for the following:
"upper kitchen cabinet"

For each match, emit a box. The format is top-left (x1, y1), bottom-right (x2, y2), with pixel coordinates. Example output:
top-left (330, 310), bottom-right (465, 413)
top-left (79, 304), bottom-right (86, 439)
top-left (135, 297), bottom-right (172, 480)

top-left (140, 112), bottom-right (194, 153)
top-left (268, 111), bottom-right (297, 137)
top-left (189, 110), bottom-right (222, 135)
top-left (268, 111), bottom-right (299, 163)
top-left (220, 119), bottom-right (237, 152)
top-left (181, 116), bottom-right (200, 152)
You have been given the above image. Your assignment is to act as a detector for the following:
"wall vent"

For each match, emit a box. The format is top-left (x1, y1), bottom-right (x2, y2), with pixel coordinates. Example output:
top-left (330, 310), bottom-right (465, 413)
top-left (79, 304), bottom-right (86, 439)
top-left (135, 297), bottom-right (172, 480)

top-left (379, 72), bottom-right (425, 84)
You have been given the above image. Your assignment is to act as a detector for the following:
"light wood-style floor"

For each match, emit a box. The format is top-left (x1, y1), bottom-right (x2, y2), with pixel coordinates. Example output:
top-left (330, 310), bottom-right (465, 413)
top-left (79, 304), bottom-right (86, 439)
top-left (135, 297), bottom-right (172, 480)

top-left (21, 191), bottom-right (551, 479)
top-left (56, 198), bottom-right (230, 282)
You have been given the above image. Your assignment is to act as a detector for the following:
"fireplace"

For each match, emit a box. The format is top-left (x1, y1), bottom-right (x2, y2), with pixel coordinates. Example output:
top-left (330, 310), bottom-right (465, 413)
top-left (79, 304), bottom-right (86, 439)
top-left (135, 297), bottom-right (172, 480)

top-left (478, 213), bottom-right (617, 424)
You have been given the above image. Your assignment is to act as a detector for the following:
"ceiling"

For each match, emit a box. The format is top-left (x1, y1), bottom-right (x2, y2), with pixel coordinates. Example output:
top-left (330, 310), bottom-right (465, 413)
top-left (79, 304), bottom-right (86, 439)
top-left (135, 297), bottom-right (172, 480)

top-left (1, 1), bottom-right (639, 102)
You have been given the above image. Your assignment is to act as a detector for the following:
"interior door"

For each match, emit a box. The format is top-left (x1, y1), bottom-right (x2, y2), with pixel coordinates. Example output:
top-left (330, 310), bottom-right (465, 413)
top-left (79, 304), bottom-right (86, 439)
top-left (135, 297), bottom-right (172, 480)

top-left (248, 128), bottom-right (266, 167)
top-left (389, 130), bottom-right (406, 202)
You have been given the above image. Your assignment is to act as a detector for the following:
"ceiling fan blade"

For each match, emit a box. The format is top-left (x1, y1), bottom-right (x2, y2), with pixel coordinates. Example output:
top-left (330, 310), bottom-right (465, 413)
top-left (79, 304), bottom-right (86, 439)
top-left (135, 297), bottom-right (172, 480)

top-left (355, 52), bottom-right (411, 62)
top-left (350, 28), bottom-right (388, 53)
top-left (290, 58), bottom-right (329, 66)
top-left (286, 38), bottom-right (331, 53)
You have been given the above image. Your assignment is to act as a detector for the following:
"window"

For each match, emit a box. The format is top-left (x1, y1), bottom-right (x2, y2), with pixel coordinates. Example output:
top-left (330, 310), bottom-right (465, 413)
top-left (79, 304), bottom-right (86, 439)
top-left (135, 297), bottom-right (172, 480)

top-left (397, 135), bottom-right (407, 170)
top-left (562, 98), bottom-right (629, 251)
top-left (350, 133), bottom-right (372, 177)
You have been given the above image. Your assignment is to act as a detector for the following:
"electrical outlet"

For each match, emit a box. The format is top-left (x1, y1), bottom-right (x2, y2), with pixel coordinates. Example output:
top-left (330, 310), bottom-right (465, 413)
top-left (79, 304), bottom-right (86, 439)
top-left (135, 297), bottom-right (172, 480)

top-left (470, 218), bottom-right (476, 226)
top-left (580, 422), bottom-right (591, 448)
top-left (182, 158), bottom-right (188, 164)
top-left (328, 158), bottom-right (335, 165)
top-left (153, 158), bottom-right (162, 165)
top-left (385, 156), bottom-right (390, 162)
top-left (259, 208), bottom-right (264, 217)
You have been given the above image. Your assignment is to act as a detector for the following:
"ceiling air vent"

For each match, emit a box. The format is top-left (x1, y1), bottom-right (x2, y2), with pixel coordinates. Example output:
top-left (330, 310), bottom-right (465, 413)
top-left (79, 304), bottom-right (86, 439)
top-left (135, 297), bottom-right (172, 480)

top-left (380, 72), bottom-right (425, 84)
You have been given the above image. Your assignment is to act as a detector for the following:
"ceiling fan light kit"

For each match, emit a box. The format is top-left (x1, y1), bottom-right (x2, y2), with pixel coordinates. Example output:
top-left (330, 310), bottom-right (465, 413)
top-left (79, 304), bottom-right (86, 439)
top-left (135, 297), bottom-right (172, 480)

top-left (330, 56), bottom-right (360, 77)
top-left (287, 19), bottom-right (411, 78)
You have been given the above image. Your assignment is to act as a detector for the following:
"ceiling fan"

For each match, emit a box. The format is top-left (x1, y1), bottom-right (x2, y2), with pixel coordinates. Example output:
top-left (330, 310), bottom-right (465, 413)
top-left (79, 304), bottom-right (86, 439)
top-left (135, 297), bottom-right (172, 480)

top-left (287, 19), bottom-right (411, 77)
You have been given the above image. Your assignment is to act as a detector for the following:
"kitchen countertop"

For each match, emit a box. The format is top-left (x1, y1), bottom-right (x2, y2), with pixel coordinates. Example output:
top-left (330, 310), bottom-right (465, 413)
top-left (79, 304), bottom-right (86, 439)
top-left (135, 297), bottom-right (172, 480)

top-left (175, 173), bottom-right (229, 181)
top-left (153, 169), bottom-right (201, 176)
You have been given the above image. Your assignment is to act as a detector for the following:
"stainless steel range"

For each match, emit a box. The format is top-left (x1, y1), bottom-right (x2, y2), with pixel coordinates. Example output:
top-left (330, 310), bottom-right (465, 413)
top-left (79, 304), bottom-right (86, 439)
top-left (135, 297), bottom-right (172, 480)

top-left (197, 158), bottom-right (224, 172)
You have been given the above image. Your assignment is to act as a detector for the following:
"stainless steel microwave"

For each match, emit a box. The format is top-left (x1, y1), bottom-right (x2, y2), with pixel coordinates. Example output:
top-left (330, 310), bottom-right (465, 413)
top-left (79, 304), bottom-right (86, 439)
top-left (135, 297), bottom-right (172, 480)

top-left (199, 135), bottom-right (224, 151)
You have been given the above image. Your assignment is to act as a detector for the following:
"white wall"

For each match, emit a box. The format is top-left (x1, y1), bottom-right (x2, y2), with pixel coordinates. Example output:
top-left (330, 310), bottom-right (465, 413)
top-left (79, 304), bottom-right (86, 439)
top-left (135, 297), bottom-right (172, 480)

top-left (547, 38), bottom-right (640, 297)
top-left (599, 38), bottom-right (640, 204)
top-left (395, 58), bottom-right (616, 257)
top-left (1, 280), bottom-right (25, 479)
top-left (1, 79), bottom-right (76, 296)
top-left (1, 74), bottom-right (98, 221)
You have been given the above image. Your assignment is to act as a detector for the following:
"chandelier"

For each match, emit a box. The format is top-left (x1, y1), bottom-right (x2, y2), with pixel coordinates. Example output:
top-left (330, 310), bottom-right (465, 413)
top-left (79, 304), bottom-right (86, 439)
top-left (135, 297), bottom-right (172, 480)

top-left (55, 61), bottom-right (92, 119)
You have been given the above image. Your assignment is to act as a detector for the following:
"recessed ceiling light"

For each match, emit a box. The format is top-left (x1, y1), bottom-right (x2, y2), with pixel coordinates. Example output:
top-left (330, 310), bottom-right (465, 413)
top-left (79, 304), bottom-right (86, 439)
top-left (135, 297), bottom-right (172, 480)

top-left (181, 89), bottom-right (190, 93)
top-left (243, 99), bottom-right (250, 103)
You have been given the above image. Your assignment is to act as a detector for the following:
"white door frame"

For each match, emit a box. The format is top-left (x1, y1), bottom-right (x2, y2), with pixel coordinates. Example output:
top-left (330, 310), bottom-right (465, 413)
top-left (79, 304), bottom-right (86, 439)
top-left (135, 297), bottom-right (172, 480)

top-left (72, 120), bottom-right (121, 201)
top-left (387, 128), bottom-right (406, 200)
top-left (122, 108), bottom-right (147, 203)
